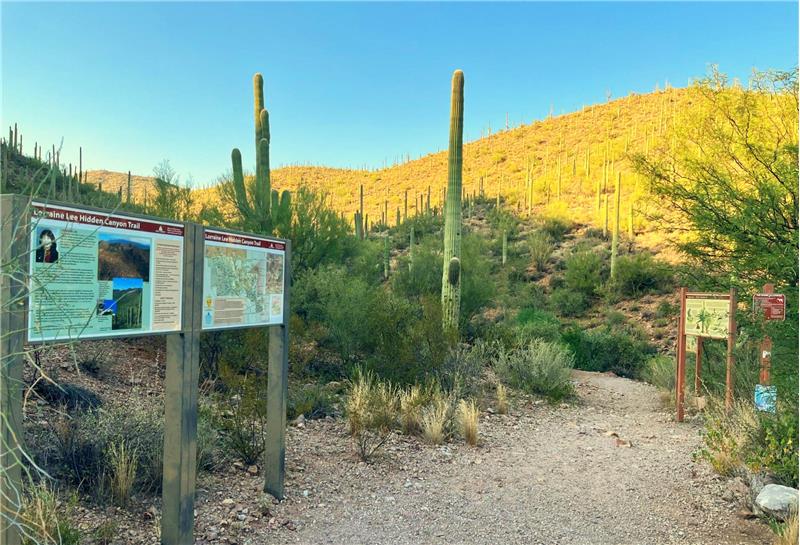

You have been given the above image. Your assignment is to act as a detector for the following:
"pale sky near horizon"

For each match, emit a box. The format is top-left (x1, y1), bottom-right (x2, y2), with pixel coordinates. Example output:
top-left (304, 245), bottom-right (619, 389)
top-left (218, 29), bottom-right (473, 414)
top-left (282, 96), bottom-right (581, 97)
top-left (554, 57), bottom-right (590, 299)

top-left (2, 1), bottom-right (797, 186)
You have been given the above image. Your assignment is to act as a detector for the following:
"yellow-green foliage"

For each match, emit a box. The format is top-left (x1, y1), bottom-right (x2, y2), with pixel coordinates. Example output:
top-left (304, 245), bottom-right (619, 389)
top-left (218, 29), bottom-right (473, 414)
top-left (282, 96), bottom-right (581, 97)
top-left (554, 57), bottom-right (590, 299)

top-left (456, 399), bottom-right (480, 446)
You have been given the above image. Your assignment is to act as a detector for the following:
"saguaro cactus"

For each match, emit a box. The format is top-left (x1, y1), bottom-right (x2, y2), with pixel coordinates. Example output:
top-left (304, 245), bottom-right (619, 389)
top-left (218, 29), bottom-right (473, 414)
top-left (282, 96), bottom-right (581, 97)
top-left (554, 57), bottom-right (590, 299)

top-left (230, 73), bottom-right (291, 234)
top-left (409, 228), bottom-right (415, 272)
top-left (383, 235), bottom-right (390, 280)
top-left (610, 172), bottom-right (621, 279)
top-left (441, 70), bottom-right (464, 331)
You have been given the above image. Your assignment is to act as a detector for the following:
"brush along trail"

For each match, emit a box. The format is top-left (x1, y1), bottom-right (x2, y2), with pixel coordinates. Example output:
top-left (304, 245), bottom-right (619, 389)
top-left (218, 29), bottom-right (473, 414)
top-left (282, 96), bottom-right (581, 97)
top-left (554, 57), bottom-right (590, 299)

top-left (195, 371), bottom-right (770, 545)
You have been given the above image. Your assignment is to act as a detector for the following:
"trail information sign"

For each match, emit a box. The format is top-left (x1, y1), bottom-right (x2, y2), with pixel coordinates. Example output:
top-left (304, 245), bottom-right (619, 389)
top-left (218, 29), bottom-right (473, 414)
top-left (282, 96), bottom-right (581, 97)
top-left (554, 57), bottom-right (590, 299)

top-left (28, 202), bottom-right (185, 342)
top-left (753, 293), bottom-right (786, 322)
top-left (684, 294), bottom-right (731, 340)
top-left (202, 228), bottom-right (286, 330)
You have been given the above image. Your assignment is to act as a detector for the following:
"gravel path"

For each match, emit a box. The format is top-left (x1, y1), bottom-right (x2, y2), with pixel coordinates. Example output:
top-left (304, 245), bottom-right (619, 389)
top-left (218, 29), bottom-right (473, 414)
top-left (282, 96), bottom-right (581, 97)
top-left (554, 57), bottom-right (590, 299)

top-left (233, 371), bottom-right (771, 545)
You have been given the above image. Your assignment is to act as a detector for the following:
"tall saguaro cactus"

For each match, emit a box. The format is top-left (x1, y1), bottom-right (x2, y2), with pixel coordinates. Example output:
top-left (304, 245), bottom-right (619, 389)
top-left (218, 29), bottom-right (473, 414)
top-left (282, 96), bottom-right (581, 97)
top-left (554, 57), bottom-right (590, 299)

top-left (230, 73), bottom-right (291, 234)
top-left (610, 172), bottom-right (622, 280)
top-left (441, 70), bottom-right (464, 331)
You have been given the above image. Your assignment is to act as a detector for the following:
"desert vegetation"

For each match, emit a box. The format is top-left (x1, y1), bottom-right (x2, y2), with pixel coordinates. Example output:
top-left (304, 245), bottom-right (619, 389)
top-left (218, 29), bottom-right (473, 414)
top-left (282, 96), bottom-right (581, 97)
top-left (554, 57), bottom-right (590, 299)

top-left (1, 64), bottom-right (797, 544)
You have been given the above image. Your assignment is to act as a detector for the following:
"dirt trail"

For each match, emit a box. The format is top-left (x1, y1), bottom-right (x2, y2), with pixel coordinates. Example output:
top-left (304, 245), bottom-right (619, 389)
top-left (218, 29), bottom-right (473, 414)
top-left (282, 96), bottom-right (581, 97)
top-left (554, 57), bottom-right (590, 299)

top-left (233, 371), bottom-right (771, 545)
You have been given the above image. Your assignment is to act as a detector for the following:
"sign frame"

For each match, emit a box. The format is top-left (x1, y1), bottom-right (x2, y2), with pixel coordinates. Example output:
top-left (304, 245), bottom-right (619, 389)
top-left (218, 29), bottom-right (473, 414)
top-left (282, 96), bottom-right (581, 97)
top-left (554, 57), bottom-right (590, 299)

top-left (676, 288), bottom-right (737, 422)
top-left (0, 195), bottom-right (292, 545)
top-left (26, 198), bottom-right (189, 344)
top-left (200, 225), bottom-right (288, 332)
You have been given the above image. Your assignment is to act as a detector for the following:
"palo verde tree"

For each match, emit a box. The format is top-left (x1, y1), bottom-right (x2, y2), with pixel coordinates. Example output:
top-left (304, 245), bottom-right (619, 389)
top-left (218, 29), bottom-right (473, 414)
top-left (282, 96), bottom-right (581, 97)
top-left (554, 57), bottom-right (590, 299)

top-left (441, 69), bottom-right (464, 331)
top-left (631, 67), bottom-right (798, 290)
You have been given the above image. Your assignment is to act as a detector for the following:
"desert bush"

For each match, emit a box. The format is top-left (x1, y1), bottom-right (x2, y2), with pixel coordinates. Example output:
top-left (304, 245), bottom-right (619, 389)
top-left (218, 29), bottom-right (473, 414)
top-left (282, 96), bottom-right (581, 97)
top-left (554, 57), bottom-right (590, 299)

top-left (774, 512), bottom-right (798, 545)
top-left (641, 354), bottom-right (676, 392)
top-left (516, 308), bottom-right (561, 343)
top-left (456, 399), bottom-right (480, 446)
top-left (494, 340), bottom-right (574, 401)
top-left (611, 253), bottom-right (673, 296)
top-left (19, 482), bottom-right (82, 545)
top-left (564, 251), bottom-right (606, 297)
top-left (287, 383), bottom-right (337, 420)
top-left (435, 341), bottom-right (491, 398)
top-left (216, 368), bottom-right (268, 465)
top-left (399, 385), bottom-right (426, 435)
top-left (527, 231), bottom-right (553, 272)
top-left (549, 288), bottom-right (590, 317)
top-left (755, 411), bottom-right (798, 487)
top-left (700, 399), bottom-right (763, 477)
top-left (562, 326), bottom-right (656, 379)
top-left (538, 217), bottom-right (572, 241)
top-left (196, 401), bottom-right (222, 472)
top-left (496, 383), bottom-right (509, 414)
top-left (346, 371), bottom-right (398, 461)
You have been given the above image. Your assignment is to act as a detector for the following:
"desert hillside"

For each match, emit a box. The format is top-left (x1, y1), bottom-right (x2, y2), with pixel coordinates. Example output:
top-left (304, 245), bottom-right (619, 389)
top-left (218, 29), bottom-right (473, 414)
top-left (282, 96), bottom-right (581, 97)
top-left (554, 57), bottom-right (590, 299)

top-left (87, 87), bottom-right (689, 243)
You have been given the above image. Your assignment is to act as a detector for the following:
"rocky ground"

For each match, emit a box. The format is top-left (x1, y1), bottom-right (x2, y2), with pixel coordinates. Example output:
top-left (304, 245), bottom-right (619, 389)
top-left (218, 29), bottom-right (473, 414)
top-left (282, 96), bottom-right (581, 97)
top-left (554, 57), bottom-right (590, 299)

top-left (171, 370), bottom-right (768, 545)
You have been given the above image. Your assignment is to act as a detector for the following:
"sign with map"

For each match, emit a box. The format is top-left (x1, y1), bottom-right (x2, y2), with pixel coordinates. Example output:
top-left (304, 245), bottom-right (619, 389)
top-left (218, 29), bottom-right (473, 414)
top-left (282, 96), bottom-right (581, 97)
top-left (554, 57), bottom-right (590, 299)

top-left (201, 229), bottom-right (286, 330)
top-left (684, 294), bottom-right (731, 339)
top-left (28, 202), bottom-right (185, 342)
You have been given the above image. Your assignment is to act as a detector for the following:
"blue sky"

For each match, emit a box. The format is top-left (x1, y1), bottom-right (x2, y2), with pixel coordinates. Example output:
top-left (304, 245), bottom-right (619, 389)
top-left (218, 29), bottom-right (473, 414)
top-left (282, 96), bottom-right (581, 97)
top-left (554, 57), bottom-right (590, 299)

top-left (2, 2), bottom-right (797, 186)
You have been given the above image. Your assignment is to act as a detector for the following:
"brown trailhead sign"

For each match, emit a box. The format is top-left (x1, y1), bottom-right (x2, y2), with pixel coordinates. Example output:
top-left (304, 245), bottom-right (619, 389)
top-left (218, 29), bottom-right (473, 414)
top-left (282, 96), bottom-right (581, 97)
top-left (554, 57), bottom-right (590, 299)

top-left (753, 293), bottom-right (786, 321)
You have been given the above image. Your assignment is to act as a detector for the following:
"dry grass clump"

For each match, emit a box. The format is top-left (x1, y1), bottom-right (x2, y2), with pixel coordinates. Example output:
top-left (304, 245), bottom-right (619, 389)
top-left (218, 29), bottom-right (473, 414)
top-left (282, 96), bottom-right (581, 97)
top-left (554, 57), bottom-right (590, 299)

top-left (19, 481), bottom-right (82, 545)
top-left (108, 439), bottom-right (138, 507)
top-left (774, 512), bottom-right (798, 545)
top-left (399, 385), bottom-right (427, 435)
top-left (456, 399), bottom-right (480, 446)
top-left (496, 383), bottom-right (509, 415)
top-left (346, 371), bottom-right (398, 461)
top-left (700, 398), bottom-right (761, 476)
top-left (421, 398), bottom-right (450, 445)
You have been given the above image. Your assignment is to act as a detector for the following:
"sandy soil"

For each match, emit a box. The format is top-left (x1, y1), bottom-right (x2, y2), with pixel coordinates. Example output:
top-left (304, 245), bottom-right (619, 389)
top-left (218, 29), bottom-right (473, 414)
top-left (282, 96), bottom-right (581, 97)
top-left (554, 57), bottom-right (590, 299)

top-left (188, 370), bottom-right (771, 545)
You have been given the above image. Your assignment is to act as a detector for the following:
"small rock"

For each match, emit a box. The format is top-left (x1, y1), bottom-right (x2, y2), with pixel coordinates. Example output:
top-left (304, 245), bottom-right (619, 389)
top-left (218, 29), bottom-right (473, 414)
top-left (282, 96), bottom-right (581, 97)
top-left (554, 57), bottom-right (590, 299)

top-left (754, 484), bottom-right (798, 521)
top-left (293, 415), bottom-right (306, 428)
top-left (222, 498), bottom-right (235, 506)
top-left (247, 464), bottom-right (259, 476)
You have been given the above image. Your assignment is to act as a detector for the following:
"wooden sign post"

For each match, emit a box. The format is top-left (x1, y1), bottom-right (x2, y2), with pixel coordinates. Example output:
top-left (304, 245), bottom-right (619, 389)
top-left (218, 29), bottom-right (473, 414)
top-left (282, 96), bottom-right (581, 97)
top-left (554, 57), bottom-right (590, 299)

top-left (0, 196), bottom-right (291, 545)
top-left (676, 288), bottom-right (737, 422)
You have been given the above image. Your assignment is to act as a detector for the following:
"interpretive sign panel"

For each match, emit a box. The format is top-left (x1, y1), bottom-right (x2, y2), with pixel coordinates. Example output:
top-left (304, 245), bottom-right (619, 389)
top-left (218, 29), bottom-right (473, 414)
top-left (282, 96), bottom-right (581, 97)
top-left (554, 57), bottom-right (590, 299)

top-left (27, 201), bottom-right (185, 342)
top-left (202, 228), bottom-right (286, 330)
top-left (753, 293), bottom-right (786, 322)
top-left (684, 294), bottom-right (731, 340)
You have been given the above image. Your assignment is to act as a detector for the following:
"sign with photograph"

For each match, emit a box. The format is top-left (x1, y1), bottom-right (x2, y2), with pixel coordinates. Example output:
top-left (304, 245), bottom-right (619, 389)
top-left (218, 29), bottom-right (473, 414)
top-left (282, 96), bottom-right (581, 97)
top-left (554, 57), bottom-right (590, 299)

top-left (754, 384), bottom-right (777, 413)
top-left (753, 293), bottom-right (786, 322)
top-left (28, 202), bottom-right (185, 342)
top-left (201, 229), bottom-right (286, 330)
top-left (684, 294), bottom-right (731, 340)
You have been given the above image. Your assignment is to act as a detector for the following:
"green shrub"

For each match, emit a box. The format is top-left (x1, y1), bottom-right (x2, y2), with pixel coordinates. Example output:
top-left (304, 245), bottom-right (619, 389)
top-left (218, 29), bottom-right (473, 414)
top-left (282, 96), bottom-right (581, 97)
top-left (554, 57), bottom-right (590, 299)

top-left (539, 217), bottom-right (572, 241)
top-left (564, 251), bottom-right (606, 296)
top-left (562, 326), bottom-right (656, 378)
top-left (516, 308), bottom-right (561, 343)
top-left (345, 370), bottom-right (398, 461)
top-left (642, 354), bottom-right (676, 391)
top-left (527, 231), bottom-right (553, 272)
top-left (216, 368), bottom-right (268, 465)
top-left (460, 234), bottom-right (496, 325)
top-left (436, 341), bottom-right (492, 398)
top-left (288, 383), bottom-right (337, 420)
top-left (611, 254), bottom-right (673, 296)
top-left (756, 411), bottom-right (798, 487)
top-left (494, 340), bottom-right (575, 401)
top-left (550, 288), bottom-right (590, 317)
